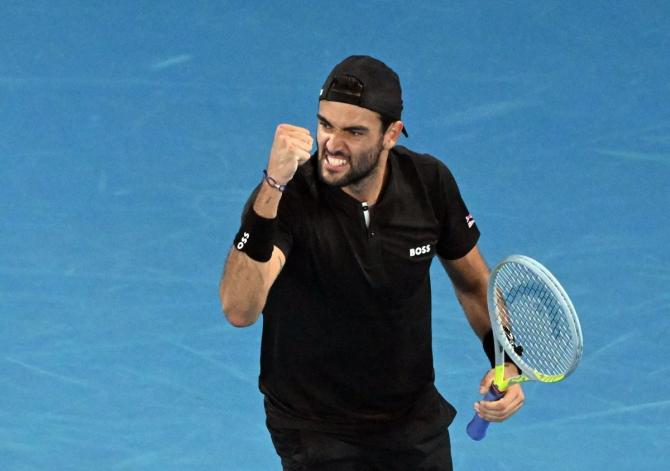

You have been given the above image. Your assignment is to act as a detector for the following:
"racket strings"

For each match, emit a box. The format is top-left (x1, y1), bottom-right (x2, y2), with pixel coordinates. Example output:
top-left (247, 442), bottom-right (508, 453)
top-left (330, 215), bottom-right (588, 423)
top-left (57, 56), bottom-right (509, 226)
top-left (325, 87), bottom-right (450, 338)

top-left (494, 263), bottom-right (578, 376)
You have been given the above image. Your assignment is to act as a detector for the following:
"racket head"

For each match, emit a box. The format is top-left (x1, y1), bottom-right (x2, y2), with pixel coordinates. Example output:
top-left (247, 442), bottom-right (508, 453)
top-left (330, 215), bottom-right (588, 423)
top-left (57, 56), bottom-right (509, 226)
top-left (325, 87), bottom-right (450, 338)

top-left (488, 255), bottom-right (583, 384)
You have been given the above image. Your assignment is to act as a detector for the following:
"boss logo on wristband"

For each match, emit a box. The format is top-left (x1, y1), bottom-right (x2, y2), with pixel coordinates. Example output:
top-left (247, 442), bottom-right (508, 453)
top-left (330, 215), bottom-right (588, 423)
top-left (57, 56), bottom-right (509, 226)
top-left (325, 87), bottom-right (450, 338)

top-left (237, 232), bottom-right (250, 250)
top-left (233, 207), bottom-right (276, 263)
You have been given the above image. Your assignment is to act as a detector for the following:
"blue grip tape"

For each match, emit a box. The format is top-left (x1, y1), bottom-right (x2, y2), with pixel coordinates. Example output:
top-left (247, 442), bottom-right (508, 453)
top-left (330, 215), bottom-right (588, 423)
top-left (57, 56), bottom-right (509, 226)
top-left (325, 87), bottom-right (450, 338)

top-left (466, 386), bottom-right (504, 441)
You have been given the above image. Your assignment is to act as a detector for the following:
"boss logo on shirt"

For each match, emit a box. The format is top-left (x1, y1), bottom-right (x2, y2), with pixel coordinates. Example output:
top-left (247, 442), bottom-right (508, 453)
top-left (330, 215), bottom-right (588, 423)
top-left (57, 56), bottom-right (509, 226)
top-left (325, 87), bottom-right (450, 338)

top-left (409, 244), bottom-right (431, 257)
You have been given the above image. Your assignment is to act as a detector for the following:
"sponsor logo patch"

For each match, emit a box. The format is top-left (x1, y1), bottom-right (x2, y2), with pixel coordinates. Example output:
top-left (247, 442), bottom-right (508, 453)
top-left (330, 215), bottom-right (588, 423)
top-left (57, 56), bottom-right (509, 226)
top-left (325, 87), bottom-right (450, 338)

top-left (409, 244), bottom-right (431, 257)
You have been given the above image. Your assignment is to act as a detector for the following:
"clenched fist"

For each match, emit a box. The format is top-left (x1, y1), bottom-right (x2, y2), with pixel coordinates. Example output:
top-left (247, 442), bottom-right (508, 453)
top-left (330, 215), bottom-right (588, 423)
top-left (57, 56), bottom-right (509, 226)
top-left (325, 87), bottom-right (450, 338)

top-left (266, 124), bottom-right (313, 185)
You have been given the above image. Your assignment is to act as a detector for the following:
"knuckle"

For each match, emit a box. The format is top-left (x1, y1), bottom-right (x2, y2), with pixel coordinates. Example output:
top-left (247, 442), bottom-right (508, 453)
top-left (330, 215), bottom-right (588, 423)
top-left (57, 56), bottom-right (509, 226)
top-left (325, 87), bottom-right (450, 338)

top-left (278, 134), bottom-right (290, 146)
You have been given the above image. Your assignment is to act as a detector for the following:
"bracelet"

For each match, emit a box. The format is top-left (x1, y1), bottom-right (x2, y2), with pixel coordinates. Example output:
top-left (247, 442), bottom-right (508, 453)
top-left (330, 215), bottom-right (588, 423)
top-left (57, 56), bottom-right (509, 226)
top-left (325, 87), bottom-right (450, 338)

top-left (233, 207), bottom-right (277, 262)
top-left (263, 170), bottom-right (287, 192)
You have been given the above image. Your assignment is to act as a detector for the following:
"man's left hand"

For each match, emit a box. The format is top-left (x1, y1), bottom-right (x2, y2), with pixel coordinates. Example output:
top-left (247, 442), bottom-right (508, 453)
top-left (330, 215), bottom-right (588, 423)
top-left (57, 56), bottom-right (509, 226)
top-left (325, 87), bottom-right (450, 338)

top-left (474, 363), bottom-right (525, 422)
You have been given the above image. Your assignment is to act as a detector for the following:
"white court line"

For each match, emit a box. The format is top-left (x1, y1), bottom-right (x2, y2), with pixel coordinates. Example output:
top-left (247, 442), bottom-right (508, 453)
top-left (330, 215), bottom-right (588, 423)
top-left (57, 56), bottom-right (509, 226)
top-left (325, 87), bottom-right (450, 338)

top-left (519, 400), bottom-right (670, 430)
top-left (150, 54), bottom-right (192, 70)
top-left (5, 356), bottom-right (92, 389)
top-left (164, 340), bottom-right (257, 386)
top-left (583, 331), bottom-right (637, 362)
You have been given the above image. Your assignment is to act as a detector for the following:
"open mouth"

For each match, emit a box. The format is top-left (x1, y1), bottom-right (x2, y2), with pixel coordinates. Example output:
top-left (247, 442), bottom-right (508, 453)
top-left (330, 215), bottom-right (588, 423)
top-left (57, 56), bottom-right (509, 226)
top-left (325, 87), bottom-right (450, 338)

top-left (324, 152), bottom-right (349, 171)
top-left (327, 154), bottom-right (347, 166)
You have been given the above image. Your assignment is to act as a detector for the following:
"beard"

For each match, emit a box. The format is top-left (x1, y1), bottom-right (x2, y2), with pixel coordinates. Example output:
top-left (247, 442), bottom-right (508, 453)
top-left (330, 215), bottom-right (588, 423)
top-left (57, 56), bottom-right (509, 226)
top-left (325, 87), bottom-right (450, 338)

top-left (317, 138), bottom-right (384, 188)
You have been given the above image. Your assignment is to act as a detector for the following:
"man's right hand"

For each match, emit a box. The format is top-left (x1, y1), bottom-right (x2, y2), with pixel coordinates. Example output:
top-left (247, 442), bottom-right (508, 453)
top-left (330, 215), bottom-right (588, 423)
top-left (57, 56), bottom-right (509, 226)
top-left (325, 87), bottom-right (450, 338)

top-left (266, 124), bottom-right (313, 185)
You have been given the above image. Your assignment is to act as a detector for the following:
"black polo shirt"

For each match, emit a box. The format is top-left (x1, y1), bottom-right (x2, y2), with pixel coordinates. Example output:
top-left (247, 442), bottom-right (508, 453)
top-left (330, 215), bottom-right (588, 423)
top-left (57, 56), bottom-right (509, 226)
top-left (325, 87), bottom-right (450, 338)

top-left (248, 146), bottom-right (480, 433)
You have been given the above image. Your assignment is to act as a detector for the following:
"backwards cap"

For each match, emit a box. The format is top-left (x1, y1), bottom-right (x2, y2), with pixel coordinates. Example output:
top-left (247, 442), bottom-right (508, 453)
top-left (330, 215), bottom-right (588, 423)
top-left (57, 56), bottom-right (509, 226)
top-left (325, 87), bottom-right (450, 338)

top-left (320, 55), bottom-right (408, 136)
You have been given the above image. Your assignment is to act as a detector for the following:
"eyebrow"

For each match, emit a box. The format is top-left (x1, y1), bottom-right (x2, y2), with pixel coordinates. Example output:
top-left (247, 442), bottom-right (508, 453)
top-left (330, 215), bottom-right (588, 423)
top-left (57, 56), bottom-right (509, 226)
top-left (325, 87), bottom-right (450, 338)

top-left (317, 114), bottom-right (370, 133)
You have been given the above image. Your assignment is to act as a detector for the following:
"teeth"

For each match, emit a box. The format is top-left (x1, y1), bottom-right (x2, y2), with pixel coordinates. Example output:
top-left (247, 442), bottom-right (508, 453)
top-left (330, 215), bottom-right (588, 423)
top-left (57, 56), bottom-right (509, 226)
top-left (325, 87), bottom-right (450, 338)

top-left (327, 155), bottom-right (347, 167)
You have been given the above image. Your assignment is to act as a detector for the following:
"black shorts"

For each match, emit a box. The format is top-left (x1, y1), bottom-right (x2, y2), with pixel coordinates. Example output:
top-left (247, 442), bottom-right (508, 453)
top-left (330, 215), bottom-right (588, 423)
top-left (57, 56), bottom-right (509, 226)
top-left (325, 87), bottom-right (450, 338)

top-left (266, 423), bottom-right (453, 471)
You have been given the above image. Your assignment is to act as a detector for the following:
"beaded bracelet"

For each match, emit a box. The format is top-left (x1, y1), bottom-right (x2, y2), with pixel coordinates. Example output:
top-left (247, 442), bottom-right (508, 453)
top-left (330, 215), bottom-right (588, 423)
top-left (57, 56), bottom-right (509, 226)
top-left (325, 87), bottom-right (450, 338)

top-left (263, 170), bottom-right (287, 192)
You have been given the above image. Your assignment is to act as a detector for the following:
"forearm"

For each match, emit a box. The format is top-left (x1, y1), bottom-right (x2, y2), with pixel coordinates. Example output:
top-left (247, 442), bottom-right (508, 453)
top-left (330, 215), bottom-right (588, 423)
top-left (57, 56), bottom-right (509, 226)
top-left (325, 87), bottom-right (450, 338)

top-left (219, 246), bottom-right (283, 327)
top-left (441, 246), bottom-right (491, 339)
top-left (454, 282), bottom-right (491, 339)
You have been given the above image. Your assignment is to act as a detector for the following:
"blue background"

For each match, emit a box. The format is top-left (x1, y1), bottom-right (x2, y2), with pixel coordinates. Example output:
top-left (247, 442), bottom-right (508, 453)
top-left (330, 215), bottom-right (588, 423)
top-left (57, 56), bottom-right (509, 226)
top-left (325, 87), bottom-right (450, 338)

top-left (2, 1), bottom-right (669, 469)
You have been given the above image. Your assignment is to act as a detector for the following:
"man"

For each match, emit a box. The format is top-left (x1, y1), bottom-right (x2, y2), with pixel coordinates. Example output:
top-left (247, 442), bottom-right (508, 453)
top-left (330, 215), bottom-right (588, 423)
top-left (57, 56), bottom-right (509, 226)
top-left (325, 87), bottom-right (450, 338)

top-left (219, 55), bottom-right (524, 470)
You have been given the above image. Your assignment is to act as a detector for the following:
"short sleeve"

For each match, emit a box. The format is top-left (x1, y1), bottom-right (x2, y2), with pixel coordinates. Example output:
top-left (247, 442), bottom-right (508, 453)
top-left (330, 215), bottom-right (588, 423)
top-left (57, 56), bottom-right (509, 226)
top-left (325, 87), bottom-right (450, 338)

top-left (434, 165), bottom-right (480, 260)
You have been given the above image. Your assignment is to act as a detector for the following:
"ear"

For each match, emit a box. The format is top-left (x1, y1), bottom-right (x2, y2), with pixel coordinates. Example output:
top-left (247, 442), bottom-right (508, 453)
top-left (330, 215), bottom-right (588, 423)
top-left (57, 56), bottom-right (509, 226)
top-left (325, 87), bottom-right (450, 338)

top-left (383, 121), bottom-right (404, 149)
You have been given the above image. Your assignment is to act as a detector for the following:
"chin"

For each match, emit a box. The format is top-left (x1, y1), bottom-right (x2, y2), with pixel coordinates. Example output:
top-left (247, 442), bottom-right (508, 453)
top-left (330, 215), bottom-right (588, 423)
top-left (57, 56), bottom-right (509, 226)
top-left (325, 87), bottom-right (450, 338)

top-left (319, 171), bottom-right (345, 187)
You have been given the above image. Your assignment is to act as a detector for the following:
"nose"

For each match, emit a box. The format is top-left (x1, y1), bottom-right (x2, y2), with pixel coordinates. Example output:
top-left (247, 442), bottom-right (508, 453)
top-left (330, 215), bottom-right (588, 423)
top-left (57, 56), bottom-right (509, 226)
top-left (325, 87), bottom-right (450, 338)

top-left (325, 130), bottom-right (345, 155)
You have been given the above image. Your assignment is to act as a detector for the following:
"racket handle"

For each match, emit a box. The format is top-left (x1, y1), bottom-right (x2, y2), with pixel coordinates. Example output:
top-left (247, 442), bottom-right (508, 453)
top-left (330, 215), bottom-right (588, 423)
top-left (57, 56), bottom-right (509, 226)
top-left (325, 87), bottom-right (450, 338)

top-left (466, 385), bottom-right (504, 441)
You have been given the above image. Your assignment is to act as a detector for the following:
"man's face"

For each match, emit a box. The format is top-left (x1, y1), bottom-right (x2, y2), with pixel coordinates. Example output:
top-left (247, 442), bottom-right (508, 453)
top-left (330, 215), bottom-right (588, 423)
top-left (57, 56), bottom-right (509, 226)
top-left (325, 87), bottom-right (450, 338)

top-left (316, 100), bottom-right (387, 188)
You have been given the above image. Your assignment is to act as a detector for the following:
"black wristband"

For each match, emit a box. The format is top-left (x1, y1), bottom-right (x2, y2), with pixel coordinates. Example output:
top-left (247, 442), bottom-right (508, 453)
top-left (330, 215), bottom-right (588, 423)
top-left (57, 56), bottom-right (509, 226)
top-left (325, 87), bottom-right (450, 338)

top-left (482, 329), bottom-right (522, 372)
top-left (482, 329), bottom-right (497, 368)
top-left (233, 208), bottom-right (277, 262)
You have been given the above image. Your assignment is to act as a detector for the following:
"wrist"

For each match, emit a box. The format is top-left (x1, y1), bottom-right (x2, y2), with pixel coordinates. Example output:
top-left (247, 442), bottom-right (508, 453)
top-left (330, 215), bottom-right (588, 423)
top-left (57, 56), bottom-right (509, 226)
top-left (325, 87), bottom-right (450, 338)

top-left (482, 329), bottom-right (497, 368)
top-left (253, 183), bottom-right (282, 218)
top-left (262, 169), bottom-right (287, 192)
top-left (482, 329), bottom-right (522, 372)
top-left (253, 170), bottom-right (287, 218)
top-left (233, 207), bottom-right (277, 262)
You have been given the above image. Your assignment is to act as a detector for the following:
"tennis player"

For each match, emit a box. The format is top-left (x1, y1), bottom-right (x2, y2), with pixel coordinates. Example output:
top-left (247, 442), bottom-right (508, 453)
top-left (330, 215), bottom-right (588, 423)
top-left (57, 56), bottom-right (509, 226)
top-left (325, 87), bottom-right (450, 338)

top-left (220, 55), bottom-right (524, 470)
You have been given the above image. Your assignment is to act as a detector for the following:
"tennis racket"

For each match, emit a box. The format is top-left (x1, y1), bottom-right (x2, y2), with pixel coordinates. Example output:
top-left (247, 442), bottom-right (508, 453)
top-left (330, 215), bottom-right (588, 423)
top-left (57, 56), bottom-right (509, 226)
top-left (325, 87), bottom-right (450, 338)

top-left (466, 255), bottom-right (583, 441)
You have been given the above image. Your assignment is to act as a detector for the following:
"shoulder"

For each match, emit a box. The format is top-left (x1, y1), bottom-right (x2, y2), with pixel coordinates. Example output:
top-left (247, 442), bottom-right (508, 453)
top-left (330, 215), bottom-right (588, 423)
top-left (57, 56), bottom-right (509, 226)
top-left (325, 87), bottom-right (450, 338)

top-left (391, 146), bottom-right (458, 190)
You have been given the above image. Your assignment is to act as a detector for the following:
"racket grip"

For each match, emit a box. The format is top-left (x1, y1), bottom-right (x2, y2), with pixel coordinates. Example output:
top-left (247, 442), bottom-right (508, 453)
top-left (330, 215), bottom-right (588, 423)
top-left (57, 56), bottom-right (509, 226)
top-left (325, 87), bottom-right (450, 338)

top-left (466, 385), bottom-right (504, 441)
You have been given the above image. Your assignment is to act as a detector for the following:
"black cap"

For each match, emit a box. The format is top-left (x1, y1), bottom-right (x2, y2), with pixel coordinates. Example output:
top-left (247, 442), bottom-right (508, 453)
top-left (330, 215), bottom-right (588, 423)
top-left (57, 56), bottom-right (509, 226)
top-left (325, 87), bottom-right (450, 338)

top-left (320, 55), bottom-right (408, 137)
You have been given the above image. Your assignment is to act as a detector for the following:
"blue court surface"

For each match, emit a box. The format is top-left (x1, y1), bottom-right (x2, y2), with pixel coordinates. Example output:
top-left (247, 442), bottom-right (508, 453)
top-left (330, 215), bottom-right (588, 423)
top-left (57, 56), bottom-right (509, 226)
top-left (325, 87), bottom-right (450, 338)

top-left (2, 1), bottom-right (669, 470)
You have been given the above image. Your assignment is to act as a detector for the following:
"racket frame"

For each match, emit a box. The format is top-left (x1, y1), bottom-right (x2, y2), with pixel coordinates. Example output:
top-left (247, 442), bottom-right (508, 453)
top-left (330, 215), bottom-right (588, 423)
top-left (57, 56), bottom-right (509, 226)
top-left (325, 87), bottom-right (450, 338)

top-left (489, 255), bottom-right (584, 392)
